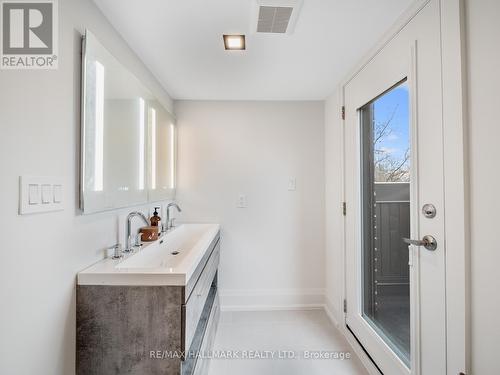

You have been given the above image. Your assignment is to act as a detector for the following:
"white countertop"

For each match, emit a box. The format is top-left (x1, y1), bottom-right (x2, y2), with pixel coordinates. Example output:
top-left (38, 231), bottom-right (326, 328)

top-left (77, 223), bottom-right (220, 286)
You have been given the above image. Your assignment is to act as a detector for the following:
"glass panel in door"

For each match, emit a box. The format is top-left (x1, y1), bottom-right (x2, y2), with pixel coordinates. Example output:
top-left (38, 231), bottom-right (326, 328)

top-left (359, 80), bottom-right (411, 366)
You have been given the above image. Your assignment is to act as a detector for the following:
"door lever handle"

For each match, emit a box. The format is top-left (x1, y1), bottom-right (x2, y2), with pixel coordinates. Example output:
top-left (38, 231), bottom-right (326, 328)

top-left (403, 235), bottom-right (437, 251)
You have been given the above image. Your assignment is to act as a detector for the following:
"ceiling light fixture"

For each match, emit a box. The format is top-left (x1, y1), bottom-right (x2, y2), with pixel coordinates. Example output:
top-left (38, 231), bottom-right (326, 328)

top-left (223, 34), bottom-right (246, 50)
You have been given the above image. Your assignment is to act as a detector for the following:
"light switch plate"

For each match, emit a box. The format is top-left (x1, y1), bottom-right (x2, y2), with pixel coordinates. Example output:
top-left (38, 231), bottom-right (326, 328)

top-left (288, 177), bottom-right (297, 191)
top-left (19, 176), bottom-right (64, 215)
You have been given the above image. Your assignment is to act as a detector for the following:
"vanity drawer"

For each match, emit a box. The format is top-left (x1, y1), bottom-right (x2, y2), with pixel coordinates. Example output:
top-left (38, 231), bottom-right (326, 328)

top-left (185, 233), bottom-right (220, 301)
top-left (183, 241), bottom-right (220, 352)
top-left (193, 291), bottom-right (220, 375)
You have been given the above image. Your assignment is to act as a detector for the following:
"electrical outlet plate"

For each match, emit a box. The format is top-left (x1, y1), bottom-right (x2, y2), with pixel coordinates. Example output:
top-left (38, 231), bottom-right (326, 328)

top-left (238, 194), bottom-right (247, 208)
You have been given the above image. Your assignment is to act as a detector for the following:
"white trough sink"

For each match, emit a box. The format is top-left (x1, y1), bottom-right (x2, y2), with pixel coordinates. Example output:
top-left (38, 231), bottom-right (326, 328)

top-left (77, 223), bottom-right (220, 286)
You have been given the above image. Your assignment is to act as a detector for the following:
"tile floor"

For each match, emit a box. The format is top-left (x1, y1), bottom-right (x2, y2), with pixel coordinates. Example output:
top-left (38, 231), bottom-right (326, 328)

top-left (207, 309), bottom-right (369, 375)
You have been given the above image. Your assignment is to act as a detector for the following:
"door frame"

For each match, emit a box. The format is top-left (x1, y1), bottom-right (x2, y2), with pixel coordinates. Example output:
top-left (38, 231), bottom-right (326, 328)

top-left (336, 1), bottom-right (469, 374)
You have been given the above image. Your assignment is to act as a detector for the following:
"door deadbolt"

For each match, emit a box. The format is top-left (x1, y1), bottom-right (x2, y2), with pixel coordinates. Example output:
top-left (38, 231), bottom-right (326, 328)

top-left (422, 204), bottom-right (436, 218)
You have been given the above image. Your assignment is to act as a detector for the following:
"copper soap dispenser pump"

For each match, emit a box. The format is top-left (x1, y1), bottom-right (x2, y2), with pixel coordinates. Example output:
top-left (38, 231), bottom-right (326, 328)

top-left (150, 206), bottom-right (162, 232)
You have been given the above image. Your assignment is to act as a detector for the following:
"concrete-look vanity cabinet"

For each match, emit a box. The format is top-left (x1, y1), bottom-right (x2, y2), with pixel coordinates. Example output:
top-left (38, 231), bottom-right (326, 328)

top-left (76, 229), bottom-right (221, 375)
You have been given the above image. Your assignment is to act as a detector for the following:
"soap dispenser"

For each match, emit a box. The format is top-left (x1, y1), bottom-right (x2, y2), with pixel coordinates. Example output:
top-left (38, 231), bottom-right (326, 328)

top-left (150, 207), bottom-right (162, 233)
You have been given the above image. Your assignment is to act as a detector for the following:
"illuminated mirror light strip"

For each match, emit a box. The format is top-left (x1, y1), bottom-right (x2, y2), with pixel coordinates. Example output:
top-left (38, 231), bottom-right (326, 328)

top-left (151, 108), bottom-right (157, 190)
top-left (170, 123), bottom-right (175, 189)
top-left (138, 98), bottom-right (145, 190)
top-left (94, 61), bottom-right (104, 192)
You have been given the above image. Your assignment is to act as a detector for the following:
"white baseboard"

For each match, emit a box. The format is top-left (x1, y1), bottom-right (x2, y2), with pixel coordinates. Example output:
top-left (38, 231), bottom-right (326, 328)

top-left (324, 295), bottom-right (341, 328)
top-left (219, 288), bottom-right (325, 311)
top-left (221, 304), bottom-right (325, 312)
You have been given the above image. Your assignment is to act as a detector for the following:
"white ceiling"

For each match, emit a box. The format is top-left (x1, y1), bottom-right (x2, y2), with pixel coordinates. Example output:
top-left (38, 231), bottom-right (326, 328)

top-left (93, 0), bottom-right (413, 100)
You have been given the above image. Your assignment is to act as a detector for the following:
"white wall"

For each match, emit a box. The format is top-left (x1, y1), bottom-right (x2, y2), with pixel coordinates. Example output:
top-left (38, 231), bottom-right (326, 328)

top-left (465, 0), bottom-right (500, 373)
top-left (324, 90), bottom-right (344, 324)
top-left (175, 101), bottom-right (325, 309)
top-left (0, 1), bottom-right (174, 374)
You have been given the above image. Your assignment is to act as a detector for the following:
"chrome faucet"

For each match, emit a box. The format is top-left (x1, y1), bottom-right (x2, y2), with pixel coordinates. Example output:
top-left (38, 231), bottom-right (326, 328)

top-left (165, 203), bottom-right (182, 231)
top-left (125, 211), bottom-right (149, 252)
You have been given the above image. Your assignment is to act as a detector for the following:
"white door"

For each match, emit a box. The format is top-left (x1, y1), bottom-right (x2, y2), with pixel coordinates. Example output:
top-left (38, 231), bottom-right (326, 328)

top-left (344, 1), bottom-right (446, 374)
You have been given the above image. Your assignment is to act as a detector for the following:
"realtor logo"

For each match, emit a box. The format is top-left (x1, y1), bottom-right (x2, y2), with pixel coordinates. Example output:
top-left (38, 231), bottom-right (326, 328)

top-left (1, 0), bottom-right (58, 69)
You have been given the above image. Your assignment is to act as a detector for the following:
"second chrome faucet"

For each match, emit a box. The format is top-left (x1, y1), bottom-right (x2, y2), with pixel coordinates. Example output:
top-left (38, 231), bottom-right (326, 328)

top-left (165, 203), bottom-right (182, 231)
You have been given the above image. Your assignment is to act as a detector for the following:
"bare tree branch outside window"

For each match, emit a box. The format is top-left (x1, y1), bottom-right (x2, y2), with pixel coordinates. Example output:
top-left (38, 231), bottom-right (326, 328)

top-left (373, 105), bottom-right (410, 182)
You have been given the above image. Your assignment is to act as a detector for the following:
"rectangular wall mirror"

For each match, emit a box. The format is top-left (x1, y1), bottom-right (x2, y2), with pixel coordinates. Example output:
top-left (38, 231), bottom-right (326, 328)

top-left (80, 30), bottom-right (176, 214)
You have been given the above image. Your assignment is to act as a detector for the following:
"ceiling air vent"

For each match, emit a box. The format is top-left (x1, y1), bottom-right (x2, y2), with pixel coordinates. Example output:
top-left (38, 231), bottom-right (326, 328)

top-left (257, 6), bottom-right (293, 33)
top-left (252, 0), bottom-right (302, 35)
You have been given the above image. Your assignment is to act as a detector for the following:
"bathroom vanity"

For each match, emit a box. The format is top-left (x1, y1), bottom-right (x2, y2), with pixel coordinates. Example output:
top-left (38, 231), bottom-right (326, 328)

top-left (76, 224), bottom-right (220, 375)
